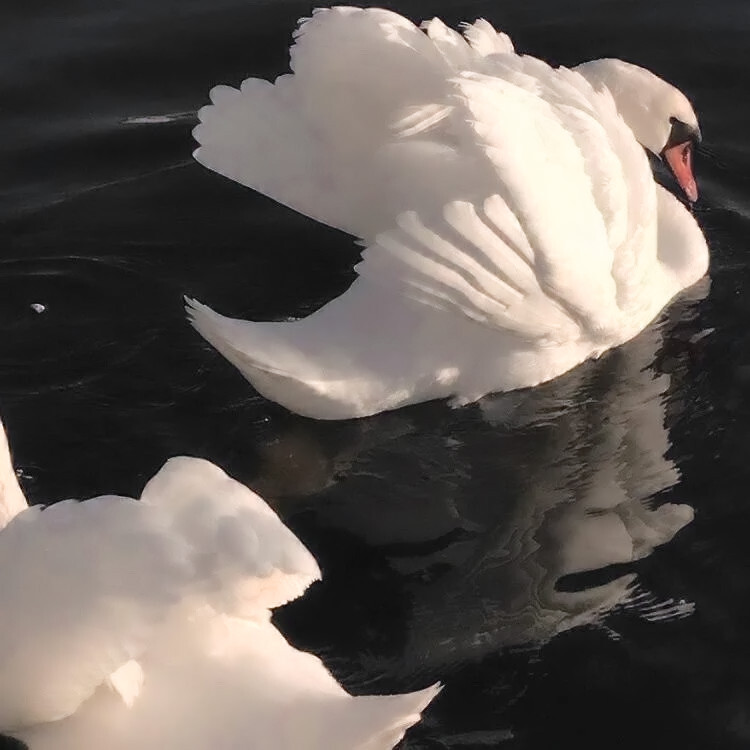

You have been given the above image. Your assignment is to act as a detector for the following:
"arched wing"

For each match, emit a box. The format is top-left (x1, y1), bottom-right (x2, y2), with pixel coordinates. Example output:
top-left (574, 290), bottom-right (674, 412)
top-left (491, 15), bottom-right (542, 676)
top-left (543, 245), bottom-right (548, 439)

top-left (193, 9), bottom-right (521, 240)
top-left (139, 457), bottom-right (321, 616)
top-left (193, 8), bottom-right (658, 337)
top-left (0, 458), bottom-right (320, 730)
top-left (356, 72), bottom-right (625, 343)
top-left (0, 496), bottom-right (190, 729)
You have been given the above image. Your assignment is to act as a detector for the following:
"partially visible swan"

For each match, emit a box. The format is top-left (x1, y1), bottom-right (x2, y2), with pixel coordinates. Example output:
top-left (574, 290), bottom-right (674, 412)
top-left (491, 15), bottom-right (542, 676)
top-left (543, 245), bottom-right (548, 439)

top-left (188, 7), bottom-right (709, 419)
top-left (0, 419), bottom-right (439, 750)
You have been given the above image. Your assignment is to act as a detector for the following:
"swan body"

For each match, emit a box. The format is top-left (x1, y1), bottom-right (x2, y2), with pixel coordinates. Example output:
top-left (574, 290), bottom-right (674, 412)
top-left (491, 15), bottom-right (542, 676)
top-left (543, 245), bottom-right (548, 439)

top-left (0, 419), bottom-right (438, 749)
top-left (190, 7), bottom-right (709, 419)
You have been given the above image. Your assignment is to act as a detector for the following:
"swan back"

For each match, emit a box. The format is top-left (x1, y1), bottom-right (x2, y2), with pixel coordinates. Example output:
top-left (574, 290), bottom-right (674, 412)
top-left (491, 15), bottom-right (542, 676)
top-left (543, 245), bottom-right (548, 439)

top-left (139, 456), bottom-right (321, 614)
top-left (0, 457), bottom-right (320, 731)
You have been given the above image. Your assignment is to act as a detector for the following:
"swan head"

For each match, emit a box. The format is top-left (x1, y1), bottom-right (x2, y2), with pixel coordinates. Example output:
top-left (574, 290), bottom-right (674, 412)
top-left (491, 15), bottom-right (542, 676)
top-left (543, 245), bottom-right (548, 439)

top-left (574, 58), bottom-right (701, 202)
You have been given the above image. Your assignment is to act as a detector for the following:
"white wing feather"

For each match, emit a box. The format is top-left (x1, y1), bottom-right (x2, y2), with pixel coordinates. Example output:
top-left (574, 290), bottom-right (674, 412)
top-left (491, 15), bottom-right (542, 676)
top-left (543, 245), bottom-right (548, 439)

top-left (139, 456), bottom-right (321, 615)
top-left (194, 8), bottom-right (661, 344)
top-left (0, 496), bottom-right (190, 729)
top-left (194, 7), bottom-right (452, 236)
top-left (0, 457), bottom-right (320, 730)
top-left (357, 69), bottom-right (627, 342)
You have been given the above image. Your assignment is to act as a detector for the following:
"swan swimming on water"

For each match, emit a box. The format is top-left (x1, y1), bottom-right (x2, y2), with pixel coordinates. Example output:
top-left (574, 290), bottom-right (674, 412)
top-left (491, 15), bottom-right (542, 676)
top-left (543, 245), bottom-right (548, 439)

top-left (188, 6), bottom-right (709, 419)
top-left (0, 418), bottom-right (439, 749)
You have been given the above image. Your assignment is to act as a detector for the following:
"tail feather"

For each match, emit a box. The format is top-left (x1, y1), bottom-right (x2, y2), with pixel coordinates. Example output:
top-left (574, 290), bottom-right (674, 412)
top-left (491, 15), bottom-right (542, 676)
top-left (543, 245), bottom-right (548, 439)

top-left (186, 297), bottom-right (322, 380)
top-left (342, 683), bottom-right (442, 750)
top-left (185, 297), bottom-right (287, 378)
top-left (186, 298), bottom-right (354, 418)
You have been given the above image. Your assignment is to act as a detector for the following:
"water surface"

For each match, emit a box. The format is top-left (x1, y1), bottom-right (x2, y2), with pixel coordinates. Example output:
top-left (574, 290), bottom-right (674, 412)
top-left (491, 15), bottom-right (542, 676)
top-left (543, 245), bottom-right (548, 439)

top-left (2, 0), bottom-right (750, 747)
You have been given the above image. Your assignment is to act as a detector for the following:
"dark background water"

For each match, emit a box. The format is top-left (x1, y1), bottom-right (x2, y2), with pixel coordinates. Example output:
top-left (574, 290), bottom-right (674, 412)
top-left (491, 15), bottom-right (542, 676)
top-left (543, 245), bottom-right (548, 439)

top-left (2, 0), bottom-right (750, 748)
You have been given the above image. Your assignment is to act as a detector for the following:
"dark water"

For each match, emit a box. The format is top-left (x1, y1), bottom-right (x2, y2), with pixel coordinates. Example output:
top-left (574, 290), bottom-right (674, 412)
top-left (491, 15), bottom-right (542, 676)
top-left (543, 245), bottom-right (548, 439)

top-left (2, 0), bottom-right (750, 747)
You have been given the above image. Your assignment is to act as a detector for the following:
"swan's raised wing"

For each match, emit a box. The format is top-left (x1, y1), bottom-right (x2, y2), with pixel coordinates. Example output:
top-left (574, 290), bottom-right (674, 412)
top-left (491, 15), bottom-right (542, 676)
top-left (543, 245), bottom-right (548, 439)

top-left (0, 458), bottom-right (319, 731)
top-left (356, 72), bottom-right (625, 343)
top-left (193, 7), bottom-right (445, 236)
top-left (139, 457), bottom-right (321, 616)
top-left (192, 8), bottom-right (517, 239)
top-left (0, 495), bottom-right (190, 730)
top-left (194, 8), bottom-right (658, 340)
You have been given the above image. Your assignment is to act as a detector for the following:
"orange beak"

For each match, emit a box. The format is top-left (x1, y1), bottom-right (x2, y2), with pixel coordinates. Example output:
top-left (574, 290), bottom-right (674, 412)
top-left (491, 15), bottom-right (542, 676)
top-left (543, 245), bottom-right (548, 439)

top-left (663, 141), bottom-right (698, 202)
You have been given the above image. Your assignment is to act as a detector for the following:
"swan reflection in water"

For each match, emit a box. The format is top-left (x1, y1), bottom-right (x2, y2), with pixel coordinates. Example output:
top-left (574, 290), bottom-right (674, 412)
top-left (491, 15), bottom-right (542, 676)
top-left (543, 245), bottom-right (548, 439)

top-left (402, 318), bottom-right (697, 666)
top-left (254, 281), bottom-right (708, 671)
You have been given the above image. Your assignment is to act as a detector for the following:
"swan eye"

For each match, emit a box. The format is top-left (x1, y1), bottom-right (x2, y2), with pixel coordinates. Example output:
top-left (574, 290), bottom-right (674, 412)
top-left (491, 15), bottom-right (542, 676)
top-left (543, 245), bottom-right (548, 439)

top-left (666, 117), bottom-right (701, 150)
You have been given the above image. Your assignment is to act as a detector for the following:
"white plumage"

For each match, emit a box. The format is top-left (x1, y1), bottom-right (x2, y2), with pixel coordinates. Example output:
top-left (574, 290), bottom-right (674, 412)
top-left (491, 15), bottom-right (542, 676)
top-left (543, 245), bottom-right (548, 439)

top-left (0, 418), bottom-right (438, 749)
top-left (190, 7), bottom-right (709, 419)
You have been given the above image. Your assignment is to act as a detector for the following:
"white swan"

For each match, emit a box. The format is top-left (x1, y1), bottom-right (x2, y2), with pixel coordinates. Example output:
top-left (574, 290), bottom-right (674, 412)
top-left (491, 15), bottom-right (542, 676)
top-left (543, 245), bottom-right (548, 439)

top-left (188, 6), bottom-right (709, 419)
top-left (0, 418), bottom-right (439, 750)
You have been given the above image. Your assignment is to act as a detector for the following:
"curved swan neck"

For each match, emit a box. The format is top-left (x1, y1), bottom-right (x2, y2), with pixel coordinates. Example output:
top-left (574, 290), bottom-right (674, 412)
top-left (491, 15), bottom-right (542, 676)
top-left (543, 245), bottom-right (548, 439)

top-left (0, 419), bottom-right (28, 529)
top-left (574, 58), bottom-right (699, 156)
